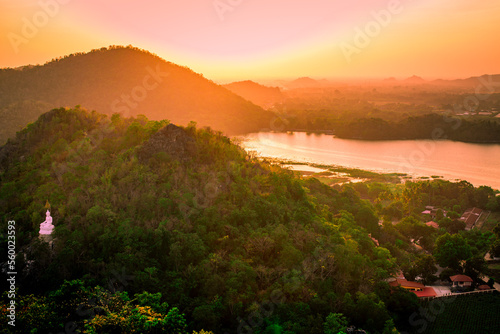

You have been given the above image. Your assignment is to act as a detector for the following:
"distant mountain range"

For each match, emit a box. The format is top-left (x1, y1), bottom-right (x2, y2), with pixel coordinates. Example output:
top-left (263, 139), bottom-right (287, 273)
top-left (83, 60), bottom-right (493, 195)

top-left (385, 74), bottom-right (500, 87)
top-left (1, 45), bottom-right (499, 145)
top-left (400, 74), bottom-right (500, 87)
top-left (404, 75), bottom-right (426, 84)
top-left (223, 80), bottom-right (284, 109)
top-left (0, 46), bottom-right (273, 144)
top-left (273, 74), bottom-right (500, 88)
top-left (432, 74), bottom-right (500, 88)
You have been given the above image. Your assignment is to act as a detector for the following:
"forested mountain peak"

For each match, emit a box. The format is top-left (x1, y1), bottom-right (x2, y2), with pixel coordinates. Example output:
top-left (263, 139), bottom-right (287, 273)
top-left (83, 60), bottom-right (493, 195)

top-left (0, 45), bottom-right (274, 144)
top-left (138, 123), bottom-right (197, 162)
top-left (0, 107), bottom-right (406, 333)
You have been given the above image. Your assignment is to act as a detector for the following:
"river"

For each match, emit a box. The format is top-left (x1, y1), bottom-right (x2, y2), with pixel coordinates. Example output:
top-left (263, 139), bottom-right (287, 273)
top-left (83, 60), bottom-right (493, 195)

top-left (240, 132), bottom-right (500, 190)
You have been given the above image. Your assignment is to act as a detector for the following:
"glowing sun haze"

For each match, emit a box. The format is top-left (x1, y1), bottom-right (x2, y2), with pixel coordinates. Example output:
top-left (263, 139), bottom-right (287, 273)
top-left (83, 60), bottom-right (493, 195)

top-left (1, 0), bottom-right (499, 81)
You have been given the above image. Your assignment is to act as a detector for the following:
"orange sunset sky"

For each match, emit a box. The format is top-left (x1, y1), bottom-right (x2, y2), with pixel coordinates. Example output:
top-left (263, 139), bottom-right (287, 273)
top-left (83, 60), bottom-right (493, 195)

top-left (1, 0), bottom-right (499, 81)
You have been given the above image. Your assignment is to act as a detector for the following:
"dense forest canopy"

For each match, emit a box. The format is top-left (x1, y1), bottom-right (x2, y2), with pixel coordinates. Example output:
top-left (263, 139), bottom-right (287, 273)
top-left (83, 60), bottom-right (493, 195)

top-left (334, 114), bottom-right (500, 143)
top-left (0, 108), bottom-right (398, 333)
top-left (1, 108), bottom-right (499, 333)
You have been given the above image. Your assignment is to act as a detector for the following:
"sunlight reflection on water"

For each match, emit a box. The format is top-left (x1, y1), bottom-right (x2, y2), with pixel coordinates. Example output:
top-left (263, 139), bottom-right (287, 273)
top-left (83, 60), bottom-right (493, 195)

top-left (240, 132), bottom-right (500, 190)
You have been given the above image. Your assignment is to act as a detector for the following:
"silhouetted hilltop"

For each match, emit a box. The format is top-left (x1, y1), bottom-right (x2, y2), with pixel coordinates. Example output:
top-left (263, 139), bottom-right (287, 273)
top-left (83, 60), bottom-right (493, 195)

top-left (380, 74), bottom-right (500, 89)
top-left (432, 74), bottom-right (500, 88)
top-left (223, 80), bottom-right (284, 109)
top-left (404, 75), bottom-right (426, 84)
top-left (287, 77), bottom-right (323, 89)
top-left (0, 45), bottom-right (273, 143)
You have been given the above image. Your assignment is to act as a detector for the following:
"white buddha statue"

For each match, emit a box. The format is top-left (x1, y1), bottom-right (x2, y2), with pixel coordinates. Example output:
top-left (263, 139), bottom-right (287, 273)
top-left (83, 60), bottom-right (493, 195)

top-left (39, 210), bottom-right (54, 236)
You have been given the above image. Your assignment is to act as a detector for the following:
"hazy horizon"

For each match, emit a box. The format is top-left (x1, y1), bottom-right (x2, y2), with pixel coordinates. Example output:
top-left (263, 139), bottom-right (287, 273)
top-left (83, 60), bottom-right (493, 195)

top-left (5, 45), bottom-right (499, 86)
top-left (2, 0), bottom-right (500, 81)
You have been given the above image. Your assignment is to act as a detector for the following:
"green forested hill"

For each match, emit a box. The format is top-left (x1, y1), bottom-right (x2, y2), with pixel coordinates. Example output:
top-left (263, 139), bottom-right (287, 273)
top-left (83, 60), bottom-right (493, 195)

top-left (0, 45), bottom-right (273, 144)
top-left (0, 108), bottom-right (411, 333)
top-left (334, 113), bottom-right (500, 143)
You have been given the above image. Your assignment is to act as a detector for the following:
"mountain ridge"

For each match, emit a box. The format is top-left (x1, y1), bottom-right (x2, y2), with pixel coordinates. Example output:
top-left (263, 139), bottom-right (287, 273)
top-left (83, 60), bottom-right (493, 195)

top-left (0, 45), bottom-right (274, 144)
top-left (223, 80), bottom-right (284, 109)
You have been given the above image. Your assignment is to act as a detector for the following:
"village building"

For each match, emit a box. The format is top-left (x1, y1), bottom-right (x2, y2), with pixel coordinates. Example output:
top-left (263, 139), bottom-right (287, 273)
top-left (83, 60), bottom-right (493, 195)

top-left (389, 278), bottom-right (424, 291)
top-left (425, 221), bottom-right (439, 229)
top-left (477, 284), bottom-right (491, 290)
top-left (450, 274), bottom-right (473, 287)
top-left (388, 278), bottom-right (437, 298)
top-left (459, 207), bottom-right (483, 230)
top-left (421, 206), bottom-right (447, 220)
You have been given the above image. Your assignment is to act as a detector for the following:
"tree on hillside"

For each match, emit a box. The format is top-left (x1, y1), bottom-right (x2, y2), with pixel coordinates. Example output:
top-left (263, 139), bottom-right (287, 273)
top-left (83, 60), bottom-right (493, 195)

top-left (323, 313), bottom-right (348, 334)
top-left (403, 254), bottom-right (438, 284)
top-left (438, 217), bottom-right (466, 234)
top-left (464, 255), bottom-right (487, 281)
top-left (490, 223), bottom-right (500, 257)
top-left (491, 239), bottom-right (500, 258)
top-left (355, 204), bottom-right (380, 233)
top-left (434, 233), bottom-right (472, 270)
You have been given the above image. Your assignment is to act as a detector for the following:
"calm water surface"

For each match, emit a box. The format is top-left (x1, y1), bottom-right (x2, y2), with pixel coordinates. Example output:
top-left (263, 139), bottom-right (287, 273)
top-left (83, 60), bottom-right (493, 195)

top-left (240, 132), bottom-right (500, 190)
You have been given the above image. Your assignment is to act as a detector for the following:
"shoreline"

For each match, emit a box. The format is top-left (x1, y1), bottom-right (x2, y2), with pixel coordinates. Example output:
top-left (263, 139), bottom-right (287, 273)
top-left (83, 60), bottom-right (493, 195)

top-left (246, 156), bottom-right (499, 192)
top-left (243, 130), bottom-right (500, 145)
top-left (237, 132), bottom-right (500, 191)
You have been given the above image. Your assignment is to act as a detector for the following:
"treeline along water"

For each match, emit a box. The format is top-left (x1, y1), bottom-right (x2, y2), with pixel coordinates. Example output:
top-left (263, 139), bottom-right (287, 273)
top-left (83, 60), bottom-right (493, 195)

top-left (241, 132), bottom-right (500, 190)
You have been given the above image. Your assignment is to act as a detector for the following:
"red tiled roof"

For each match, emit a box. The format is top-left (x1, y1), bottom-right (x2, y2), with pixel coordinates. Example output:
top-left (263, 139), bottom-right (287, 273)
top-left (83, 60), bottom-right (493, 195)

top-left (388, 279), bottom-right (398, 286)
top-left (472, 207), bottom-right (483, 214)
top-left (426, 221), bottom-right (439, 229)
top-left (450, 274), bottom-right (473, 282)
top-left (478, 285), bottom-right (491, 290)
top-left (414, 287), bottom-right (437, 298)
top-left (465, 214), bottom-right (479, 226)
top-left (460, 208), bottom-right (483, 229)
top-left (389, 278), bottom-right (425, 289)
